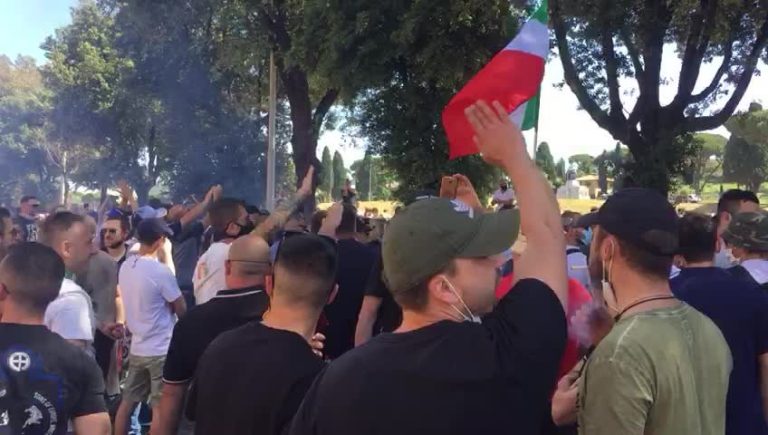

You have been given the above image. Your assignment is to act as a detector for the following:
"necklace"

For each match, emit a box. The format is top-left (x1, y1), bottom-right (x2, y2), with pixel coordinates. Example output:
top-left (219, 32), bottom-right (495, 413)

top-left (616, 294), bottom-right (677, 321)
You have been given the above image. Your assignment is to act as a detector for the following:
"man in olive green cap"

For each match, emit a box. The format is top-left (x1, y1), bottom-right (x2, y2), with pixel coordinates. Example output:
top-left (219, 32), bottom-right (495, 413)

top-left (290, 100), bottom-right (569, 435)
top-left (724, 211), bottom-right (768, 287)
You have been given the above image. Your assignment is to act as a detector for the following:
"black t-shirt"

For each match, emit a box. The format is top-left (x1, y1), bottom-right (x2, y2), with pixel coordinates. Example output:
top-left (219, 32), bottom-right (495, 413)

top-left (169, 221), bottom-right (204, 290)
top-left (323, 239), bottom-right (377, 359)
top-left (14, 215), bottom-right (38, 242)
top-left (163, 287), bottom-right (269, 384)
top-left (289, 279), bottom-right (566, 435)
top-left (0, 324), bottom-right (106, 435)
top-left (364, 253), bottom-right (402, 334)
top-left (187, 322), bottom-right (325, 435)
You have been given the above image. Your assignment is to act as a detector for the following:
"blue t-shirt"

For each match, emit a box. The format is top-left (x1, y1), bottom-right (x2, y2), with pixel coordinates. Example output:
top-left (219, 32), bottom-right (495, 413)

top-left (671, 267), bottom-right (768, 435)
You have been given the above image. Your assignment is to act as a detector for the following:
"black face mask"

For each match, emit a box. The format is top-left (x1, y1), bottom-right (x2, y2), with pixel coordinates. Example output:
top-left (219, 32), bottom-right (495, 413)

top-left (500, 185), bottom-right (508, 192)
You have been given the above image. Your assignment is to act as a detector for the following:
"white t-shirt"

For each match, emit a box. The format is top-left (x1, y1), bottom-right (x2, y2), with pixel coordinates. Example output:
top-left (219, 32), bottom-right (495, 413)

top-left (740, 259), bottom-right (768, 285)
top-left (193, 241), bottom-right (231, 305)
top-left (44, 278), bottom-right (95, 343)
top-left (492, 188), bottom-right (516, 210)
top-left (119, 256), bottom-right (182, 357)
top-left (566, 246), bottom-right (590, 289)
top-left (128, 238), bottom-right (176, 276)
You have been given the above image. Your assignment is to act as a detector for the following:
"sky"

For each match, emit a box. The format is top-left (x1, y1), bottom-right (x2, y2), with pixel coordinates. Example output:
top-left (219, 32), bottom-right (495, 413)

top-left (3, 0), bottom-right (767, 165)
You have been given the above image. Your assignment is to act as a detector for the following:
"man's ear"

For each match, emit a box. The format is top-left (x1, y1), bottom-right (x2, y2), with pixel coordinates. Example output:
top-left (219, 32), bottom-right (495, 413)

top-left (673, 255), bottom-right (687, 268)
top-left (427, 273), bottom-right (458, 306)
top-left (265, 275), bottom-right (274, 297)
top-left (224, 260), bottom-right (232, 277)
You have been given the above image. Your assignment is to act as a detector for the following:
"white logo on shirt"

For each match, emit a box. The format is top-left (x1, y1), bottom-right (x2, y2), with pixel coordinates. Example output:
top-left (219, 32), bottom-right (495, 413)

top-left (23, 405), bottom-right (42, 428)
top-left (7, 352), bottom-right (30, 372)
top-left (0, 410), bottom-right (8, 426)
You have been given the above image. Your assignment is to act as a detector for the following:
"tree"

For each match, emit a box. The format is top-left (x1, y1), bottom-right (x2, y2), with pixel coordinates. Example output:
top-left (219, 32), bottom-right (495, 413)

top-left (308, 0), bottom-right (520, 202)
top-left (550, 0), bottom-right (768, 192)
top-left (594, 143), bottom-right (630, 193)
top-left (556, 158), bottom-right (567, 181)
top-left (318, 146), bottom-right (333, 201)
top-left (722, 136), bottom-right (767, 193)
top-left (332, 151), bottom-right (347, 200)
top-left (684, 133), bottom-right (726, 194)
top-left (723, 103), bottom-right (768, 192)
top-left (568, 153), bottom-right (595, 176)
top-left (351, 154), bottom-right (396, 201)
top-left (535, 142), bottom-right (558, 183)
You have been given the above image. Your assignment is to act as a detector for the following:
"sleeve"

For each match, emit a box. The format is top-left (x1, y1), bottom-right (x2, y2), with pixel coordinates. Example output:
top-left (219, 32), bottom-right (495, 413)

top-left (162, 321), bottom-right (195, 383)
top-left (482, 279), bottom-right (566, 398)
top-left (72, 353), bottom-right (107, 417)
top-left (577, 356), bottom-right (652, 435)
top-left (364, 255), bottom-right (387, 298)
top-left (46, 298), bottom-right (94, 341)
top-left (157, 267), bottom-right (183, 303)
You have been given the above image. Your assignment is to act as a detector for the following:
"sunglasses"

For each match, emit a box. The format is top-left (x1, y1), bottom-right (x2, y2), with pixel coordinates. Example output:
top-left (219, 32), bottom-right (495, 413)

top-left (31, 204), bottom-right (41, 208)
top-left (101, 228), bottom-right (119, 235)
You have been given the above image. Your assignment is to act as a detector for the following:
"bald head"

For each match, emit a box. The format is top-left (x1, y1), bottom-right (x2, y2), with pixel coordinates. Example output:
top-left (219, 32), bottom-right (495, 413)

top-left (225, 235), bottom-right (270, 289)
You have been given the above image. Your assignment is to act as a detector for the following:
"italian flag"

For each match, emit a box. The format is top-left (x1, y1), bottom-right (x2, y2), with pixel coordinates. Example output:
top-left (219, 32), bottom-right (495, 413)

top-left (442, 0), bottom-right (548, 159)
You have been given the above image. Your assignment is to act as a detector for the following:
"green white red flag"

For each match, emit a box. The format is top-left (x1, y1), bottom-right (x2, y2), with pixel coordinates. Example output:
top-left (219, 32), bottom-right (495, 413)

top-left (442, 0), bottom-right (548, 159)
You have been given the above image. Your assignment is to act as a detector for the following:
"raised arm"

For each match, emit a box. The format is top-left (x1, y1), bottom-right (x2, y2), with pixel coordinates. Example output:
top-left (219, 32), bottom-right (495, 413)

top-left (180, 185), bottom-right (222, 229)
top-left (465, 100), bottom-right (567, 307)
top-left (253, 166), bottom-right (315, 239)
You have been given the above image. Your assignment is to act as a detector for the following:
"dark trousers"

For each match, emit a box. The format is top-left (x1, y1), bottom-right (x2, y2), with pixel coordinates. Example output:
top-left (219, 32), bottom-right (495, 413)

top-left (94, 329), bottom-right (114, 380)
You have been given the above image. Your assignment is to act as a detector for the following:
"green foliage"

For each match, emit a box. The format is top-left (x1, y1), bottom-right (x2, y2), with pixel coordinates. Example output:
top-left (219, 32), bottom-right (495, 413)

top-left (551, 0), bottom-right (768, 192)
top-left (682, 133), bottom-right (726, 193)
top-left (535, 142), bottom-right (558, 184)
top-left (313, 0), bottom-right (518, 202)
top-left (568, 154), bottom-right (595, 176)
top-left (318, 146), bottom-right (333, 202)
top-left (332, 151), bottom-right (347, 200)
top-left (351, 154), bottom-right (395, 201)
top-left (556, 158), bottom-right (567, 181)
top-left (723, 104), bottom-right (768, 192)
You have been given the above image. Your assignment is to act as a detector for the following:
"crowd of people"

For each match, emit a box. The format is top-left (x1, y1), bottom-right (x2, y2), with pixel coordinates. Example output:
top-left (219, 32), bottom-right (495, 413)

top-left (0, 100), bottom-right (767, 435)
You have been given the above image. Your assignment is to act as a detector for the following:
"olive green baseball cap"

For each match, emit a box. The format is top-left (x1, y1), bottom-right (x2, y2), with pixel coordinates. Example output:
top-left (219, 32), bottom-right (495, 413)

top-left (382, 198), bottom-right (520, 295)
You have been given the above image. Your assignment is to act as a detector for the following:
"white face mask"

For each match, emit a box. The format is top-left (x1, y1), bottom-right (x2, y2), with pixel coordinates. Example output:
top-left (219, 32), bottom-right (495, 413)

top-left (443, 278), bottom-right (482, 324)
top-left (601, 242), bottom-right (619, 316)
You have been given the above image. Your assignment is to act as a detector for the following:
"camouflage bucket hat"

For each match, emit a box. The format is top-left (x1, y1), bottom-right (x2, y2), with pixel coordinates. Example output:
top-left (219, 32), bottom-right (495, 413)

top-left (723, 211), bottom-right (768, 252)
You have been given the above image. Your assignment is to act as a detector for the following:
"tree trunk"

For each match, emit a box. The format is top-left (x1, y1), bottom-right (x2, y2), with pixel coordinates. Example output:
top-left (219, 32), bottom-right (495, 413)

top-left (135, 182), bottom-right (150, 206)
top-left (100, 184), bottom-right (108, 204)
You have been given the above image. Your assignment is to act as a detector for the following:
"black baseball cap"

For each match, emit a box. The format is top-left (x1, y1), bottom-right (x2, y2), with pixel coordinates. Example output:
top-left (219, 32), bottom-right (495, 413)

top-left (578, 188), bottom-right (678, 255)
top-left (136, 218), bottom-right (174, 244)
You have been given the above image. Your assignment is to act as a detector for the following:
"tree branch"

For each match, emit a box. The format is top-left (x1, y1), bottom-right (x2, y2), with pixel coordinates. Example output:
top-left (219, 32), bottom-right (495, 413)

top-left (671, 0), bottom-right (715, 107)
top-left (685, 15), bottom-right (768, 131)
top-left (599, 2), bottom-right (624, 120)
top-left (551, 0), bottom-right (625, 140)
top-left (619, 27), bottom-right (644, 84)
top-left (312, 88), bottom-right (339, 139)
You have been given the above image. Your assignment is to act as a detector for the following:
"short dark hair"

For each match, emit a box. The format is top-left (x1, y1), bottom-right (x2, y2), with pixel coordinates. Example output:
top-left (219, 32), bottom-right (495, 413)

top-left (208, 198), bottom-right (245, 233)
top-left (105, 215), bottom-right (129, 233)
top-left (718, 189), bottom-right (759, 216)
top-left (394, 261), bottom-right (456, 311)
top-left (39, 212), bottom-right (85, 246)
top-left (310, 210), bottom-right (327, 234)
top-left (20, 196), bottom-right (38, 204)
top-left (338, 204), bottom-right (357, 234)
top-left (677, 213), bottom-right (716, 263)
top-left (274, 234), bottom-right (337, 307)
top-left (0, 242), bottom-right (65, 312)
